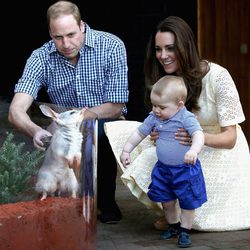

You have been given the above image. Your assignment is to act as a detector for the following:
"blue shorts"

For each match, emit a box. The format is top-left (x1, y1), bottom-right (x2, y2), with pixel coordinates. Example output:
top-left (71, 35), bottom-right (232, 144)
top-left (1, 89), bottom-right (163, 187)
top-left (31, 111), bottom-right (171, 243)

top-left (147, 160), bottom-right (207, 210)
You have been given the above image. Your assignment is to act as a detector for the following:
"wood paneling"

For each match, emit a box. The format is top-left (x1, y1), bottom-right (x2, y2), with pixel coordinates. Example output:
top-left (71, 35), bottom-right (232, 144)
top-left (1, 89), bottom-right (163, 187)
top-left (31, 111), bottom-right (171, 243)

top-left (198, 0), bottom-right (250, 143)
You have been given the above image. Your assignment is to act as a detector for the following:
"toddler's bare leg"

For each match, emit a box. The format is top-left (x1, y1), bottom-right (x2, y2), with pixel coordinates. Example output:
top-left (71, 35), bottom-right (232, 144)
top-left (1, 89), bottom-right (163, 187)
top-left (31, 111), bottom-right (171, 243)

top-left (180, 209), bottom-right (195, 229)
top-left (162, 200), bottom-right (180, 224)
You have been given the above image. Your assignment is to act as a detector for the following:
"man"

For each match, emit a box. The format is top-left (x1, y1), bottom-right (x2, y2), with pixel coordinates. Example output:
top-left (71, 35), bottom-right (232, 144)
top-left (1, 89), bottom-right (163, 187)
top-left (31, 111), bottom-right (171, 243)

top-left (8, 1), bottom-right (129, 224)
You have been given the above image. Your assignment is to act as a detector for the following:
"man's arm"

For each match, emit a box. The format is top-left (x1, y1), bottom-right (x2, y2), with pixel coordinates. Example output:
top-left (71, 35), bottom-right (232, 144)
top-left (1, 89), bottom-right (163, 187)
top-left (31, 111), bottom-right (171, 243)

top-left (8, 93), bottom-right (51, 149)
top-left (85, 102), bottom-right (124, 120)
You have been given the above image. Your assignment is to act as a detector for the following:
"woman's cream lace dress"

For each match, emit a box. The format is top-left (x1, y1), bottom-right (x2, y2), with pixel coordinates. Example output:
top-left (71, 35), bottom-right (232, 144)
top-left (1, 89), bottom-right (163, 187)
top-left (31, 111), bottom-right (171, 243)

top-left (104, 63), bottom-right (250, 231)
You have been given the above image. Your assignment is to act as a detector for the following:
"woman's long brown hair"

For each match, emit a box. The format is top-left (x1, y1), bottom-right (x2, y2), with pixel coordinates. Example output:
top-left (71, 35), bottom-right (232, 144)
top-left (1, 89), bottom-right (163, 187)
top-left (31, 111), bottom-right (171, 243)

top-left (144, 16), bottom-right (208, 112)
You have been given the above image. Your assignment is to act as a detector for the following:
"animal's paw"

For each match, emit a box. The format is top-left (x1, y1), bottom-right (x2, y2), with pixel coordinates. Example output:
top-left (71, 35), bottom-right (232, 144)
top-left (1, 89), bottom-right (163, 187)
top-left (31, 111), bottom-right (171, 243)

top-left (40, 192), bottom-right (47, 200)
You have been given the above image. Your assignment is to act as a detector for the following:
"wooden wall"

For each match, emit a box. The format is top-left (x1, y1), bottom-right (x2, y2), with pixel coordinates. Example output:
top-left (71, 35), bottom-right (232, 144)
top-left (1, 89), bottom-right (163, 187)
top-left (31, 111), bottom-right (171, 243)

top-left (197, 0), bottom-right (250, 143)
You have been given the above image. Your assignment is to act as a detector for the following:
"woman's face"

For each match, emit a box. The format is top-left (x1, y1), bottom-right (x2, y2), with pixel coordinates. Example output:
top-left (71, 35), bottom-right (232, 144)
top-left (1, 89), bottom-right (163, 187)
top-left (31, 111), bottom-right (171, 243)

top-left (155, 31), bottom-right (179, 74)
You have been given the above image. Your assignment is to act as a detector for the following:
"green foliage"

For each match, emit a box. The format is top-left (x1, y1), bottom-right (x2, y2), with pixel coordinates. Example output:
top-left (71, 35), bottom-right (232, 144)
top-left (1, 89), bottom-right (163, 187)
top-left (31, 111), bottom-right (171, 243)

top-left (0, 132), bottom-right (45, 204)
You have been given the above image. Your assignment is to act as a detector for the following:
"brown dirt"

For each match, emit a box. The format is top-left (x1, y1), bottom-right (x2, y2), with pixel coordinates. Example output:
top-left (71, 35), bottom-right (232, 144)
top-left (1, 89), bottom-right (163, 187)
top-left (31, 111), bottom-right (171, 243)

top-left (0, 196), bottom-right (96, 250)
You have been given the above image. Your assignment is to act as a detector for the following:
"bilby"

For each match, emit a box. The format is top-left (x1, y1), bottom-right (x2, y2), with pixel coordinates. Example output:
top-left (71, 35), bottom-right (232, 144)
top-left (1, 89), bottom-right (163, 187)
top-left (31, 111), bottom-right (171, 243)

top-left (35, 104), bottom-right (86, 200)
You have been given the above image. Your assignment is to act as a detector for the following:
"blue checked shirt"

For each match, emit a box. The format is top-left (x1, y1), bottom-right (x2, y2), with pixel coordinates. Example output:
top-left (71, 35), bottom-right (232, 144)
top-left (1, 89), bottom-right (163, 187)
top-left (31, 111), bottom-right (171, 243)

top-left (14, 23), bottom-right (129, 114)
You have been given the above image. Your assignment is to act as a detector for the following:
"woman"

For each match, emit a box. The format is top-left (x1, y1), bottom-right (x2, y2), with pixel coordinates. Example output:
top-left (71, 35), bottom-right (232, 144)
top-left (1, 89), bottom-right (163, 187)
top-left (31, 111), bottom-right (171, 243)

top-left (104, 16), bottom-right (250, 231)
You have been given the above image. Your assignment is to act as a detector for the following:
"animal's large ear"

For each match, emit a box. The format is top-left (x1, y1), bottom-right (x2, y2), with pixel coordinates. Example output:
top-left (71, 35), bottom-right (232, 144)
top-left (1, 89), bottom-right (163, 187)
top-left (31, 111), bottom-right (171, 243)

top-left (39, 105), bottom-right (58, 119)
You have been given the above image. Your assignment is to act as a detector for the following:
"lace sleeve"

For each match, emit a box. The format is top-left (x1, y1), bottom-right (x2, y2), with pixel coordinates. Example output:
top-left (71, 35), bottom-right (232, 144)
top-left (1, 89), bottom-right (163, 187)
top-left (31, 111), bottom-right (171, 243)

top-left (216, 69), bottom-right (245, 126)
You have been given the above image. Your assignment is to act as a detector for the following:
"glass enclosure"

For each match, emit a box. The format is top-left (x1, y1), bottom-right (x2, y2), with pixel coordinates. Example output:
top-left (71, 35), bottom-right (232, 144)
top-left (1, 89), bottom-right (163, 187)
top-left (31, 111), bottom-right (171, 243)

top-left (0, 100), bottom-right (97, 250)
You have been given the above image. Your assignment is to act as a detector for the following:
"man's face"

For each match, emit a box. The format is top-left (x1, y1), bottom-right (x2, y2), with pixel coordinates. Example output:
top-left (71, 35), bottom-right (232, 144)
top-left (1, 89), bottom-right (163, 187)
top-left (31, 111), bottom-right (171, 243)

top-left (49, 15), bottom-right (84, 60)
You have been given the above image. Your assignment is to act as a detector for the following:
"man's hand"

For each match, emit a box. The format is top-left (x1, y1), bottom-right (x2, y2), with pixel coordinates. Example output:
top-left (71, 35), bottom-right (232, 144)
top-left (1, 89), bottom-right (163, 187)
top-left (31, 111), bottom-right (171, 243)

top-left (33, 129), bottom-right (52, 150)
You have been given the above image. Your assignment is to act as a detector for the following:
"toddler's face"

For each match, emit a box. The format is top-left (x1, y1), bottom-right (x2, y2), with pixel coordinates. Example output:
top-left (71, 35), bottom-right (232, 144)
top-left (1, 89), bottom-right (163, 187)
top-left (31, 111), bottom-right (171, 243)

top-left (151, 94), bottom-right (180, 120)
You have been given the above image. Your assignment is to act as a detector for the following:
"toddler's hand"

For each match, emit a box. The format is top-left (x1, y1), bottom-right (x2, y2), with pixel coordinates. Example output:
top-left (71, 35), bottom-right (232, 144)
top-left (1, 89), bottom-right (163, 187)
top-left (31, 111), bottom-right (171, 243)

top-left (120, 151), bottom-right (131, 168)
top-left (184, 150), bottom-right (198, 164)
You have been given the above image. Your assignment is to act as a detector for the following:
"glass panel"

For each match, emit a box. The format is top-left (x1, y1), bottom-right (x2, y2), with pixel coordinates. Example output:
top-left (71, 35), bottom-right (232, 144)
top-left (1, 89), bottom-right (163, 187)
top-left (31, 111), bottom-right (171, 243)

top-left (0, 100), bottom-right (97, 250)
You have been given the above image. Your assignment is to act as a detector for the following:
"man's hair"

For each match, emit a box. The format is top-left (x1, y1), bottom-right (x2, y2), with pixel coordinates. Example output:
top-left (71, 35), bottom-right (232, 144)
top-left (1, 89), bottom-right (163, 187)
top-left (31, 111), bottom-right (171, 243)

top-left (47, 1), bottom-right (81, 30)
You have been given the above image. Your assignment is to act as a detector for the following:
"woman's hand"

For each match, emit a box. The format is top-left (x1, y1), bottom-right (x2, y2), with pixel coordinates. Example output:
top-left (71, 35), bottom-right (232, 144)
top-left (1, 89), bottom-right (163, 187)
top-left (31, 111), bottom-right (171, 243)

top-left (175, 128), bottom-right (191, 145)
top-left (150, 128), bottom-right (192, 145)
top-left (149, 130), bottom-right (159, 143)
